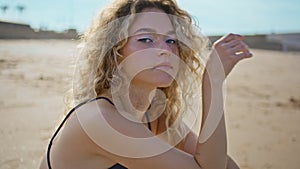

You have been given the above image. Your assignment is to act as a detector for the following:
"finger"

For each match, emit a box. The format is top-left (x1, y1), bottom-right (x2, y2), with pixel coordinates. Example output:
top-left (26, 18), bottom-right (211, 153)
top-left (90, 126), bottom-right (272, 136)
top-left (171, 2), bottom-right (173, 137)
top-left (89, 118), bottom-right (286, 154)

top-left (221, 33), bottom-right (244, 43)
top-left (234, 51), bottom-right (253, 59)
top-left (221, 39), bottom-right (242, 48)
top-left (228, 42), bottom-right (250, 54)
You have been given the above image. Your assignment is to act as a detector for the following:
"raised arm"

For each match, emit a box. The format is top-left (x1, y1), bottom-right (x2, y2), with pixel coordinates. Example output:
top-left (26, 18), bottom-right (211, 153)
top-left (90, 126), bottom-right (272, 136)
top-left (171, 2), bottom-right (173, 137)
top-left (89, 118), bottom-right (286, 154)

top-left (194, 33), bottom-right (252, 168)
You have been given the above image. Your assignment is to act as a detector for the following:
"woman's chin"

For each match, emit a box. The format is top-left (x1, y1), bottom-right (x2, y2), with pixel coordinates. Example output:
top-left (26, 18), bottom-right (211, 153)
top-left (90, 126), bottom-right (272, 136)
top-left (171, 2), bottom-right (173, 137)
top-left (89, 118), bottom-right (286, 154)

top-left (155, 75), bottom-right (175, 88)
top-left (133, 70), bottom-right (176, 88)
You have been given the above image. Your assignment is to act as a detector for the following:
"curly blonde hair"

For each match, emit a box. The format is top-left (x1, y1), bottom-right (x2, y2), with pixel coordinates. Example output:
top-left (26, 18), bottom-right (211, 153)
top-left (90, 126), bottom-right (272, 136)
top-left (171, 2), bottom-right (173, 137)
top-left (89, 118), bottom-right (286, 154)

top-left (67, 0), bottom-right (209, 144)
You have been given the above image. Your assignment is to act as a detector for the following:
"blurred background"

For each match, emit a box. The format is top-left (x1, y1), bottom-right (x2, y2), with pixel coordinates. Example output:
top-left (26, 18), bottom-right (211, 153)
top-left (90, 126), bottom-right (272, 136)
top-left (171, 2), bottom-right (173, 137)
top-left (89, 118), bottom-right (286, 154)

top-left (0, 0), bottom-right (299, 169)
top-left (0, 0), bottom-right (299, 35)
top-left (0, 0), bottom-right (299, 50)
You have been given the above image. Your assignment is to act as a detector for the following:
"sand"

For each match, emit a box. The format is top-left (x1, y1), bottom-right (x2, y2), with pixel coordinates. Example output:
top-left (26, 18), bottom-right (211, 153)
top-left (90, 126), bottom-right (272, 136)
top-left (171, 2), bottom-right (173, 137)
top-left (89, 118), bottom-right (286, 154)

top-left (0, 40), bottom-right (299, 169)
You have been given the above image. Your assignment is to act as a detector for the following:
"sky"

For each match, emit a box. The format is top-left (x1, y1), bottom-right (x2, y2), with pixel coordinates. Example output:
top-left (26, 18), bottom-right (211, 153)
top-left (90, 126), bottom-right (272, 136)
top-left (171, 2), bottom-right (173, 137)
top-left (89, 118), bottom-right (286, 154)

top-left (0, 0), bottom-right (299, 36)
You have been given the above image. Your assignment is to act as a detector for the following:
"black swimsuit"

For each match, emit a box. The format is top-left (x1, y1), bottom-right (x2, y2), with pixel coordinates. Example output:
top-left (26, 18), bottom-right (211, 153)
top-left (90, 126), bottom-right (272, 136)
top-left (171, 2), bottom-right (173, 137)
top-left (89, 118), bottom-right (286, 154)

top-left (47, 96), bottom-right (151, 169)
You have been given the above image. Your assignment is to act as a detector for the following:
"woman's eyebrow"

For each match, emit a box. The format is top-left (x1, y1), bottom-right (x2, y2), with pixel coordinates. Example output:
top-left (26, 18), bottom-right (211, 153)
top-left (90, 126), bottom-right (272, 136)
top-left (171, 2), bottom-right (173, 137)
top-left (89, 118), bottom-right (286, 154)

top-left (132, 28), bottom-right (175, 36)
top-left (133, 28), bottom-right (156, 35)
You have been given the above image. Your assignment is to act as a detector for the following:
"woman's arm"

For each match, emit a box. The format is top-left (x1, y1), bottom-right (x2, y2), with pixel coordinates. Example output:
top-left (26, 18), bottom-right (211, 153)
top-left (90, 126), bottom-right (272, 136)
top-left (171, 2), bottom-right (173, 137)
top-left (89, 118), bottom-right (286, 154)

top-left (195, 69), bottom-right (228, 168)
top-left (194, 33), bottom-right (252, 168)
top-left (184, 131), bottom-right (240, 169)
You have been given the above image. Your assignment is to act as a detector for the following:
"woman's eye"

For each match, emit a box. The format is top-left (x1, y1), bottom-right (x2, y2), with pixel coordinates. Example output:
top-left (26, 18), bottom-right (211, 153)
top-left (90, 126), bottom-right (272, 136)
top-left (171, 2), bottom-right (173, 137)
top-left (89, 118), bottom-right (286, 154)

top-left (166, 39), bottom-right (177, 44)
top-left (138, 38), bottom-right (153, 43)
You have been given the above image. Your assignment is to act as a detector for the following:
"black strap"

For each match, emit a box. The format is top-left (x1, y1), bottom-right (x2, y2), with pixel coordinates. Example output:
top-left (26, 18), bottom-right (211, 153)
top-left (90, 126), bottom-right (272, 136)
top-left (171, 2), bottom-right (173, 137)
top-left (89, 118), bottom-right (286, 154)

top-left (108, 163), bottom-right (128, 169)
top-left (145, 111), bottom-right (152, 131)
top-left (46, 97), bottom-right (114, 169)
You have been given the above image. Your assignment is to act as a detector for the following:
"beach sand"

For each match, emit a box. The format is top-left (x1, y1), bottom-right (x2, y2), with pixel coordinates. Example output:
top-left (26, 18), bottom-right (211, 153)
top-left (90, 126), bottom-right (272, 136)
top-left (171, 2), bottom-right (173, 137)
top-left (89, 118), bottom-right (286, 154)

top-left (0, 40), bottom-right (299, 169)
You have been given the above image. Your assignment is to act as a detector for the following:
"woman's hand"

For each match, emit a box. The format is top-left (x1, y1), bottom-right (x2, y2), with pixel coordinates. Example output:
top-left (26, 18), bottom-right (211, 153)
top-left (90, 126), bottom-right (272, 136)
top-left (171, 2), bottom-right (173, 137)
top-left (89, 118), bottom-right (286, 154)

top-left (206, 33), bottom-right (253, 81)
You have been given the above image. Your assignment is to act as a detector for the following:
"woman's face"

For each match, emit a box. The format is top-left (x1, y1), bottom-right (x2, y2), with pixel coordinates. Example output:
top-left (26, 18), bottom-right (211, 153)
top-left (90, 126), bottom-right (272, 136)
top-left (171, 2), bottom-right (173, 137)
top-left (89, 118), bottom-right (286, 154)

top-left (120, 8), bottom-right (180, 89)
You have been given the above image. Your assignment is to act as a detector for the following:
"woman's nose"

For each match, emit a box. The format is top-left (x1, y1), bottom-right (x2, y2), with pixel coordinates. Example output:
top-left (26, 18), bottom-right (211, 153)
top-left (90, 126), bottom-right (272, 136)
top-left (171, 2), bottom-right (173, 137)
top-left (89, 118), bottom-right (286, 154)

top-left (158, 48), bottom-right (171, 57)
top-left (156, 41), bottom-right (172, 56)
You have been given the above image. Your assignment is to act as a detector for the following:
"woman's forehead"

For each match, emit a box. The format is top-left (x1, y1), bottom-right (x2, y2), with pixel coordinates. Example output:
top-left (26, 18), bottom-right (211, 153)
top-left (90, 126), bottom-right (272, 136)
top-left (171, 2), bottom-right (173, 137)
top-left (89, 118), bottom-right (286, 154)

top-left (128, 11), bottom-right (175, 36)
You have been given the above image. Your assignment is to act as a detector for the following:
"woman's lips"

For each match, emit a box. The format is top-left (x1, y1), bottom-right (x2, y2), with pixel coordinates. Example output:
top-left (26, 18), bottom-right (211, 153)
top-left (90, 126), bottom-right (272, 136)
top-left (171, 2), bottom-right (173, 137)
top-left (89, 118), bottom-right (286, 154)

top-left (153, 64), bottom-right (173, 71)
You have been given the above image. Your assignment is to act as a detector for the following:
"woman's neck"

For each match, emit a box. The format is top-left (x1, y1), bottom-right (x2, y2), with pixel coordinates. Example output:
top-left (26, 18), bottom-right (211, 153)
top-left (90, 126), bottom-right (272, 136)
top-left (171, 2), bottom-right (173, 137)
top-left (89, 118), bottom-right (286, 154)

top-left (129, 82), bottom-right (155, 113)
top-left (103, 83), bottom-right (156, 121)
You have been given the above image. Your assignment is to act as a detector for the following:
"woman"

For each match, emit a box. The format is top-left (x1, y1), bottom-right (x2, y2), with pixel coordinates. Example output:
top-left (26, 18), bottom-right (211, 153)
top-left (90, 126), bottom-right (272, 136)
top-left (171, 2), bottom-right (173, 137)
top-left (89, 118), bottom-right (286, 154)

top-left (40, 0), bottom-right (252, 168)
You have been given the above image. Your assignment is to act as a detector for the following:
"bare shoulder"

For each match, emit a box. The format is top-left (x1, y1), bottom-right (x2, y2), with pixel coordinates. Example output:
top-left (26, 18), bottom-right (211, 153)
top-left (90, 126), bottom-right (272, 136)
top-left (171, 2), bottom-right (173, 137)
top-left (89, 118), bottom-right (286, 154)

top-left (40, 99), bottom-right (117, 169)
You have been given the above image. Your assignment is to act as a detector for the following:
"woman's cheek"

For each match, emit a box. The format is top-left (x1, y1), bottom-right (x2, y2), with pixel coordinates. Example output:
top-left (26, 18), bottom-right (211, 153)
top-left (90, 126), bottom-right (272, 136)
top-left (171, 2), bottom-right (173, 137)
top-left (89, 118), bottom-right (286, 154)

top-left (118, 49), bottom-right (158, 78)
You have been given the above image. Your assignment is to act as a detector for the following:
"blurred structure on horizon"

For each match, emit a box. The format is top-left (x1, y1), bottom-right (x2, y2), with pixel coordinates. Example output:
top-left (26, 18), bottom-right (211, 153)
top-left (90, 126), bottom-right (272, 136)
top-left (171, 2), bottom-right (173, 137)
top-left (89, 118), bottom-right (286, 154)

top-left (266, 34), bottom-right (300, 52)
top-left (210, 34), bottom-right (300, 52)
top-left (0, 21), bottom-right (78, 39)
top-left (0, 20), bottom-right (299, 51)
